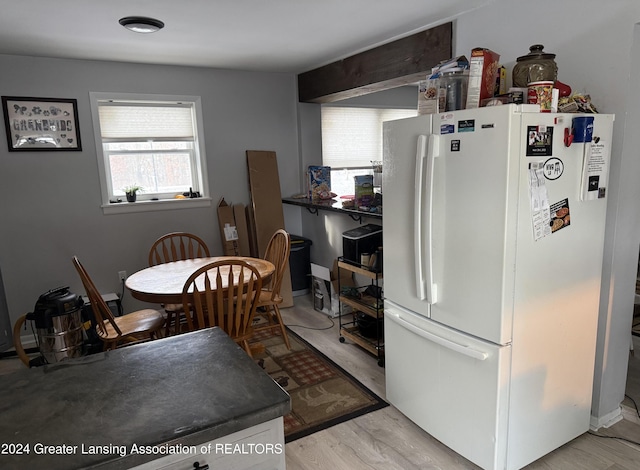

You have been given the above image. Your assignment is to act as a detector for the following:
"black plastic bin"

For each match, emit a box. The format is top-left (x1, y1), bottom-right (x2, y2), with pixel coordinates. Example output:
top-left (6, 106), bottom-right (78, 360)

top-left (289, 235), bottom-right (313, 296)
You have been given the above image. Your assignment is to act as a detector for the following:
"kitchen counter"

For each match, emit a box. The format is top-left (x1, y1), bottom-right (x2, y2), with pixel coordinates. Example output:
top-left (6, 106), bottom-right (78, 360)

top-left (283, 196), bottom-right (382, 222)
top-left (0, 327), bottom-right (290, 469)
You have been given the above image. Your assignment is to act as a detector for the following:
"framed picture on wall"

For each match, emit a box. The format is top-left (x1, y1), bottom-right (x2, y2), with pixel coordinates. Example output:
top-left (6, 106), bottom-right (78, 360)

top-left (1, 96), bottom-right (82, 152)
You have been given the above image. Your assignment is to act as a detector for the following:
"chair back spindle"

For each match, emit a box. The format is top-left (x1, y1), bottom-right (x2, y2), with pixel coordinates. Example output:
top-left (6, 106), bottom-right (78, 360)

top-left (149, 232), bottom-right (210, 266)
top-left (72, 256), bottom-right (122, 337)
top-left (182, 260), bottom-right (262, 356)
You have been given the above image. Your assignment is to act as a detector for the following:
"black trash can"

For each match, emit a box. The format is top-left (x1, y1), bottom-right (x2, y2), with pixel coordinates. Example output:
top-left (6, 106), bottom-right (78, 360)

top-left (289, 235), bottom-right (312, 296)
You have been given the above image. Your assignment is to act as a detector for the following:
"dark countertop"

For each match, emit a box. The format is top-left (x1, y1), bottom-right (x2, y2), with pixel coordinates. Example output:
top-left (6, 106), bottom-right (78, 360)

top-left (0, 328), bottom-right (290, 470)
top-left (282, 197), bottom-right (382, 220)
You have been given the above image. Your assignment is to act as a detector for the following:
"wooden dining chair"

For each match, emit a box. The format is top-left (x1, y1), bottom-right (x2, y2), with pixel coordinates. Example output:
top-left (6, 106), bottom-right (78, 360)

top-left (148, 232), bottom-right (211, 335)
top-left (148, 232), bottom-right (210, 266)
top-left (253, 229), bottom-right (292, 349)
top-left (181, 259), bottom-right (263, 357)
top-left (72, 256), bottom-right (165, 351)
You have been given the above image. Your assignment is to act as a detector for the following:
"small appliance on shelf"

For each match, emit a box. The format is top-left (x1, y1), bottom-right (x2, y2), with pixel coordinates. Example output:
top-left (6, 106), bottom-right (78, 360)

top-left (342, 224), bottom-right (382, 267)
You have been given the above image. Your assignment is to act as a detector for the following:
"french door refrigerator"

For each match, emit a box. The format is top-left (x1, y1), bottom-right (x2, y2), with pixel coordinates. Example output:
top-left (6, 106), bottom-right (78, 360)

top-left (382, 104), bottom-right (614, 470)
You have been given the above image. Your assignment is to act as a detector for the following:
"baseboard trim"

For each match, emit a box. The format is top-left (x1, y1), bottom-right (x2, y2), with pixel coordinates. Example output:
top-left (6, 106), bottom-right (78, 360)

top-left (590, 407), bottom-right (623, 431)
top-left (621, 403), bottom-right (640, 425)
top-left (1, 335), bottom-right (37, 356)
top-left (18, 335), bottom-right (37, 351)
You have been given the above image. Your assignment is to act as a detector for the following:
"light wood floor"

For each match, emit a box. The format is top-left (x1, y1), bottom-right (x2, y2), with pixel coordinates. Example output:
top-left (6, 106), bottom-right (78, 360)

top-left (282, 296), bottom-right (640, 470)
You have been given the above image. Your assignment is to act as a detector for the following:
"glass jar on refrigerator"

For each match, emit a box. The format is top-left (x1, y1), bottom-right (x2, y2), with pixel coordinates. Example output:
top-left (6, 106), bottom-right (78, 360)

top-left (440, 68), bottom-right (469, 111)
top-left (512, 44), bottom-right (558, 87)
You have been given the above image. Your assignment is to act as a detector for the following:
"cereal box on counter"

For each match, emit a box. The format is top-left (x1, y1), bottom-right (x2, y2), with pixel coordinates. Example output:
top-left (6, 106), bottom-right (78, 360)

top-left (308, 166), bottom-right (332, 200)
top-left (354, 174), bottom-right (374, 207)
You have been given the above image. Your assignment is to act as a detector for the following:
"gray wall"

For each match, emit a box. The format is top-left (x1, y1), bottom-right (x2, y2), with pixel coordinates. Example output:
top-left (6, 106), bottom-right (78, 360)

top-left (0, 55), bottom-right (300, 331)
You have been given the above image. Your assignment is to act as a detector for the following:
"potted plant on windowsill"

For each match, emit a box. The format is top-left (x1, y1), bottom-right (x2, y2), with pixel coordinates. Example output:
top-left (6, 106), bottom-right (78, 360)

top-left (123, 185), bottom-right (143, 203)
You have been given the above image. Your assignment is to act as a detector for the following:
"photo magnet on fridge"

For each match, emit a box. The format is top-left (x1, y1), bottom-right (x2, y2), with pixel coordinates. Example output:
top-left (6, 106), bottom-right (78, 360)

top-left (526, 125), bottom-right (553, 156)
top-left (588, 175), bottom-right (600, 193)
top-left (549, 198), bottom-right (570, 234)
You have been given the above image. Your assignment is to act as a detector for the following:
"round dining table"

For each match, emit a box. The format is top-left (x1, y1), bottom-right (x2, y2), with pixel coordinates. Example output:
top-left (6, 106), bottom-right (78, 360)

top-left (125, 256), bottom-right (275, 305)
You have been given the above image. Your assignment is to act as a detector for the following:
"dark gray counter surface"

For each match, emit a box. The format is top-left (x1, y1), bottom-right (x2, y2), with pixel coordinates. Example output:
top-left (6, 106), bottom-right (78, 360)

top-left (282, 197), bottom-right (382, 221)
top-left (0, 327), bottom-right (290, 469)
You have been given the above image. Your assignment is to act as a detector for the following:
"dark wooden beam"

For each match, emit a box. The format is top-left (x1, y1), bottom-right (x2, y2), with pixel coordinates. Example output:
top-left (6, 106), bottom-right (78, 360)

top-left (298, 22), bottom-right (452, 103)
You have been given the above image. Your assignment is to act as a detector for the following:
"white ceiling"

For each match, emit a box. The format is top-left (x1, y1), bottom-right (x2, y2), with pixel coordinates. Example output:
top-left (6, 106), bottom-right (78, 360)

top-left (0, 0), bottom-right (491, 73)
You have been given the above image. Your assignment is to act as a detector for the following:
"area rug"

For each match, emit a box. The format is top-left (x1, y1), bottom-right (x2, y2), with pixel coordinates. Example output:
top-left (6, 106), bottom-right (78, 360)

top-left (250, 322), bottom-right (388, 442)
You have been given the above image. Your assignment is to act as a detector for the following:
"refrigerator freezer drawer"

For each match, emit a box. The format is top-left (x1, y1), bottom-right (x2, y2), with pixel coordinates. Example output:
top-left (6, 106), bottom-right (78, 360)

top-left (385, 302), bottom-right (511, 470)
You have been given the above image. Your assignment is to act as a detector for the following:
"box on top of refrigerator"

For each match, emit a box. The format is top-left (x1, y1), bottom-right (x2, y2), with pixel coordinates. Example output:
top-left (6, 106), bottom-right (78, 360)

top-left (466, 48), bottom-right (500, 109)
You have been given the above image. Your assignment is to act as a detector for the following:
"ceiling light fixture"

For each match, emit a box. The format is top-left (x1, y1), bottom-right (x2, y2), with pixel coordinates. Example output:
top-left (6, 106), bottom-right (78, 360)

top-left (119, 16), bottom-right (165, 34)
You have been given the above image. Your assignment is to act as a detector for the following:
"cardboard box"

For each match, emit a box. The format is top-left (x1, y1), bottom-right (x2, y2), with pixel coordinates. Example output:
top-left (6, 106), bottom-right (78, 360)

top-left (418, 78), bottom-right (443, 115)
top-left (308, 166), bottom-right (332, 200)
top-left (495, 65), bottom-right (507, 96)
top-left (246, 150), bottom-right (293, 307)
top-left (216, 199), bottom-right (250, 256)
top-left (311, 261), bottom-right (355, 317)
top-left (481, 90), bottom-right (525, 107)
top-left (217, 198), bottom-right (239, 255)
top-left (233, 203), bottom-right (251, 256)
top-left (465, 48), bottom-right (500, 109)
top-left (354, 174), bottom-right (374, 207)
top-left (417, 80), bottom-right (429, 115)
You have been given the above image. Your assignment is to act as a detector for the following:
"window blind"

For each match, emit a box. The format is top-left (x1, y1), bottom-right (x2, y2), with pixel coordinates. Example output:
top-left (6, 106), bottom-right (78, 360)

top-left (321, 107), bottom-right (417, 168)
top-left (97, 104), bottom-right (194, 140)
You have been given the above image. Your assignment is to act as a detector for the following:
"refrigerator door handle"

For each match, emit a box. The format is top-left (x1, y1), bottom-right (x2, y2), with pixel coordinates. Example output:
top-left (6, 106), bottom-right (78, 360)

top-left (388, 311), bottom-right (489, 361)
top-left (425, 134), bottom-right (439, 304)
top-left (414, 134), bottom-right (439, 304)
top-left (414, 135), bottom-right (428, 301)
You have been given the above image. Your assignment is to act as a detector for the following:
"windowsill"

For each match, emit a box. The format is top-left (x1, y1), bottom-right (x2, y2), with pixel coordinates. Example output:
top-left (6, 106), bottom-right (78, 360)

top-left (101, 197), bottom-right (213, 215)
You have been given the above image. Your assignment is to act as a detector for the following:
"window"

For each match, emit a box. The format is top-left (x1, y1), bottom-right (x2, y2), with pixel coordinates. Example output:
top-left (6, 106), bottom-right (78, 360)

top-left (89, 92), bottom-right (210, 213)
top-left (321, 106), bottom-right (417, 168)
top-left (321, 106), bottom-right (416, 195)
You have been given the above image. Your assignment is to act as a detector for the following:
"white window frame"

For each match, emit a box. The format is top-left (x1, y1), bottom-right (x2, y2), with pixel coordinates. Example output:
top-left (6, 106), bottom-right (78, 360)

top-left (89, 92), bottom-right (211, 215)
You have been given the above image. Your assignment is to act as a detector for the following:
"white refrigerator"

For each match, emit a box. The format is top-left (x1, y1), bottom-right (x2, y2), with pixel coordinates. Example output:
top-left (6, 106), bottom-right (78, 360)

top-left (382, 104), bottom-right (614, 470)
